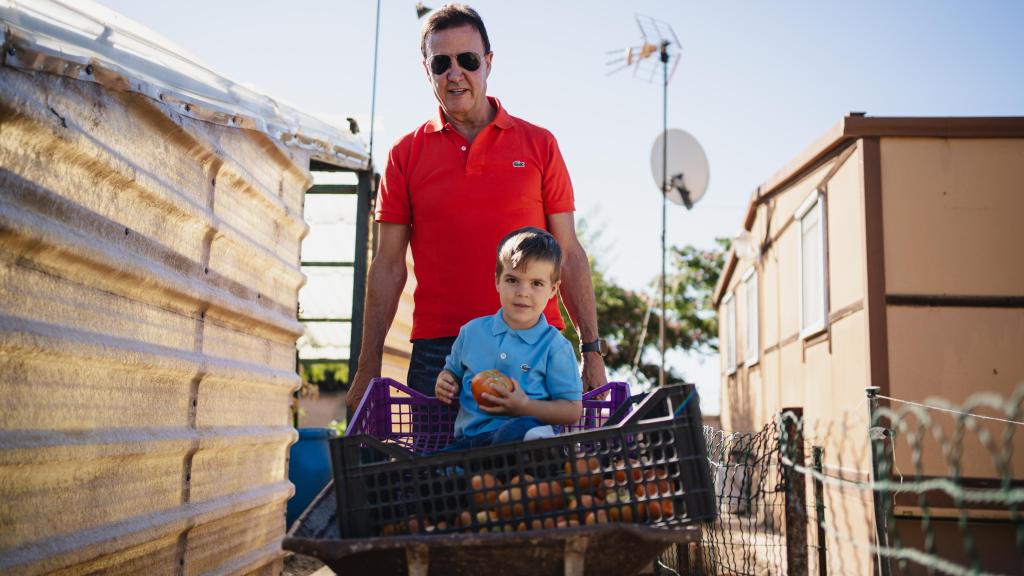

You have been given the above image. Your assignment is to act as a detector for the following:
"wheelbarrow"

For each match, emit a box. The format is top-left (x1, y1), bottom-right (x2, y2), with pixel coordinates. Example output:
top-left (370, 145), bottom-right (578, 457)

top-left (284, 383), bottom-right (715, 575)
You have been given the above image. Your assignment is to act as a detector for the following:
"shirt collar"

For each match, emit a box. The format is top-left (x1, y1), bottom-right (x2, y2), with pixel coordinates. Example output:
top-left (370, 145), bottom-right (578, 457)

top-left (490, 308), bottom-right (549, 344)
top-left (424, 96), bottom-right (513, 134)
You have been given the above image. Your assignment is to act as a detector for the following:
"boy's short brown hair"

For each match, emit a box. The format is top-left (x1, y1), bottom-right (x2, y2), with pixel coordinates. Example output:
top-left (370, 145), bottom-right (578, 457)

top-left (495, 226), bottom-right (562, 281)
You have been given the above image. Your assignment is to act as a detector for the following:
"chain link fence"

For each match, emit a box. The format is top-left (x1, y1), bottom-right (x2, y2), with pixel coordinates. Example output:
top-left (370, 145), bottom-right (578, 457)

top-left (669, 384), bottom-right (1023, 576)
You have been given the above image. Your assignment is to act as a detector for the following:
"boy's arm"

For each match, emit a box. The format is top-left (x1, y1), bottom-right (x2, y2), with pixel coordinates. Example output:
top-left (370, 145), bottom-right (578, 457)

top-left (478, 390), bottom-right (582, 425)
top-left (435, 370), bottom-right (459, 404)
top-left (521, 398), bottom-right (582, 426)
top-left (436, 327), bottom-right (467, 403)
top-left (479, 335), bottom-right (584, 425)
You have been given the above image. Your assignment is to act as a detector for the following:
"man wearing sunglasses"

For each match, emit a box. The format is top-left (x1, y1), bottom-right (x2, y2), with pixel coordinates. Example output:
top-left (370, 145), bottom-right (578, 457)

top-left (347, 4), bottom-right (607, 414)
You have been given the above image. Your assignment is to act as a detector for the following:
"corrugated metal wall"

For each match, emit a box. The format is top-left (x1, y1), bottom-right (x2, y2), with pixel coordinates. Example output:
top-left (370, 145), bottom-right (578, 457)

top-left (1, 66), bottom-right (310, 574)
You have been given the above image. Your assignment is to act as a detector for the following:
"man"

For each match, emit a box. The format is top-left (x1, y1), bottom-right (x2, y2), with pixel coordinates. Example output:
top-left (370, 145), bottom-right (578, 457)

top-left (346, 4), bottom-right (606, 413)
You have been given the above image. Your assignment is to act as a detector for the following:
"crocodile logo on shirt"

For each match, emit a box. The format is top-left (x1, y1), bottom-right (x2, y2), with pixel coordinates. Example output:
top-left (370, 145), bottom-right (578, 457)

top-left (512, 160), bottom-right (526, 168)
top-left (520, 363), bottom-right (530, 372)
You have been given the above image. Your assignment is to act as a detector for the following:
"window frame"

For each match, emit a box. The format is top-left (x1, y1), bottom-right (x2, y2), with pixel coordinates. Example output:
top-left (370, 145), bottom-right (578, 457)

top-left (724, 292), bottom-right (737, 375)
top-left (796, 189), bottom-right (829, 339)
top-left (742, 267), bottom-right (759, 367)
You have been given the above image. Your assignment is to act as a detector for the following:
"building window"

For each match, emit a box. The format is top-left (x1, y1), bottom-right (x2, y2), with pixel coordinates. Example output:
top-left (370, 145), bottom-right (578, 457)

top-left (797, 190), bottom-right (828, 337)
top-left (743, 268), bottom-right (759, 366)
top-left (724, 292), bottom-right (737, 374)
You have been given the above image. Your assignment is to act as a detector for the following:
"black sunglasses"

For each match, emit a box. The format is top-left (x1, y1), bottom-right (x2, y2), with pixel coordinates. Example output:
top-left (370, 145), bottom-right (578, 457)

top-left (429, 52), bottom-right (483, 75)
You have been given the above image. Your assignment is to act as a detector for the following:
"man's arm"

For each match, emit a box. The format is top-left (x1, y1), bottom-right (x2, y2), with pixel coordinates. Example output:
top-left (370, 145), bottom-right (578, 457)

top-left (546, 212), bottom-right (608, 391)
top-left (346, 222), bottom-right (411, 413)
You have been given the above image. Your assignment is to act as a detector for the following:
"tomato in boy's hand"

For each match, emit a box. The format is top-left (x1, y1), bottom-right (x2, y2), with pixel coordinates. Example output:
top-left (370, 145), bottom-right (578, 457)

top-left (471, 369), bottom-right (516, 408)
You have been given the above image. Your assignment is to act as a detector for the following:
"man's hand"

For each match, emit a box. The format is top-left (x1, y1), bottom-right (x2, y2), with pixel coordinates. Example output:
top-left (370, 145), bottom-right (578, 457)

top-left (346, 364), bottom-right (379, 415)
top-left (581, 353), bottom-right (608, 393)
top-left (479, 380), bottom-right (530, 416)
top-left (435, 370), bottom-right (460, 405)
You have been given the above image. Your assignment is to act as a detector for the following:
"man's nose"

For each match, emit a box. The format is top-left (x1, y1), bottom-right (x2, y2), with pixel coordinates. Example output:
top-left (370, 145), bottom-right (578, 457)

top-left (446, 65), bottom-right (464, 81)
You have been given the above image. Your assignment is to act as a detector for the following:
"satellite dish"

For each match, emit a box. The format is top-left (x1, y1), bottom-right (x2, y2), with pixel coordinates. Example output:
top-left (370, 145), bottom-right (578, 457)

top-left (650, 129), bottom-right (709, 209)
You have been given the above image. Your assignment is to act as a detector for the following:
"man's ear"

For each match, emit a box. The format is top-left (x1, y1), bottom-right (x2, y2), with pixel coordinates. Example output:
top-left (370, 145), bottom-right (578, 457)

top-left (484, 51), bottom-right (493, 78)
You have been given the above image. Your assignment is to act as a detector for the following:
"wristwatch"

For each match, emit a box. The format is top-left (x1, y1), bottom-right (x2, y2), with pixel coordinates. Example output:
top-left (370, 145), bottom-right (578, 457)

top-left (580, 338), bottom-right (607, 357)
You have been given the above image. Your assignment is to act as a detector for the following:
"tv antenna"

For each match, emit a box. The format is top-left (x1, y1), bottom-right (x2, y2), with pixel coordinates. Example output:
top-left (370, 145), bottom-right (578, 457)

top-left (605, 14), bottom-right (682, 83)
top-left (608, 15), bottom-right (707, 387)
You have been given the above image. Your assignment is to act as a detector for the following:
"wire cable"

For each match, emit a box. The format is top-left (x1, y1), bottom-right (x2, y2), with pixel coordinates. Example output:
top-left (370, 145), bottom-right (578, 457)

top-left (876, 394), bottom-right (1024, 427)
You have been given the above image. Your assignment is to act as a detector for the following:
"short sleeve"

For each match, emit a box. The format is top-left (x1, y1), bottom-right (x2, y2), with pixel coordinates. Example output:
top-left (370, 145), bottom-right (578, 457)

top-left (375, 138), bottom-right (412, 224)
top-left (443, 325), bottom-right (468, 381)
top-left (545, 338), bottom-right (582, 401)
top-left (540, 133), bottom-right (575, 216)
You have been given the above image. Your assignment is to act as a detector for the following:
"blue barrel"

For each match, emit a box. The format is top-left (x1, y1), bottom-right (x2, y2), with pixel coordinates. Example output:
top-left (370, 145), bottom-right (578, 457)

top-left (286, 427), bottom-right (335, 527)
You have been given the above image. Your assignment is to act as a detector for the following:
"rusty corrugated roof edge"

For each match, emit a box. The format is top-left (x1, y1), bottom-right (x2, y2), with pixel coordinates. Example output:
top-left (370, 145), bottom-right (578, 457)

top-left (0, 0), bottom-right (368, 171)
top-left (712, 114), bottom-right (1024, 306)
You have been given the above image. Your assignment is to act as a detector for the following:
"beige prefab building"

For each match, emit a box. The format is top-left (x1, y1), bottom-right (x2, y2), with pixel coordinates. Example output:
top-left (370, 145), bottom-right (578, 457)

top-left (1, 2), bottom-right (369, 575)
top-left (713, 115), bottom-right (1024, 575)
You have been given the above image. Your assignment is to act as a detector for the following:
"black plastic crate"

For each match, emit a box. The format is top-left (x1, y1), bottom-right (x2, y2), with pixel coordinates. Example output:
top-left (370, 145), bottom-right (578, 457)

top-left (329, 384), bottom-right (716, 538)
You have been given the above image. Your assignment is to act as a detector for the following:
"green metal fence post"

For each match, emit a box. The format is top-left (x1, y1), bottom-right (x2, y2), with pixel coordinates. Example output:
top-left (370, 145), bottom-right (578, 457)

top-left (866, 386), bottom-right (893, 576)
top-left (781, 407), bottom-right (808, 576)
top-left (812, 446), bottom-right (827, 576)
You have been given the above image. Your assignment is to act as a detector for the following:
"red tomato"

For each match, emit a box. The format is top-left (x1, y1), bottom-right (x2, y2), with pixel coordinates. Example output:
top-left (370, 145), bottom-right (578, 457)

top-left (470, 369), bottom-right (516, 408)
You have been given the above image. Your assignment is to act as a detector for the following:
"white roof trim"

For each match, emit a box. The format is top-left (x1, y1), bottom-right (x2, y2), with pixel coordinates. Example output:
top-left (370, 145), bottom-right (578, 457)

top-left (0, 0), bottom-right (369, 170)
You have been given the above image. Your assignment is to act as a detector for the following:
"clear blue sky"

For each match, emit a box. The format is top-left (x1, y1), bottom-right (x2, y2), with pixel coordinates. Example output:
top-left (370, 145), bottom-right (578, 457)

top-left (96, 0), bottom-right (1024, 409)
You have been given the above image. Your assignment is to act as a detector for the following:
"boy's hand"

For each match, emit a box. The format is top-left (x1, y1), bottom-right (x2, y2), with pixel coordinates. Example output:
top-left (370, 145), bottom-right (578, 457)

top-left (435, 370), bottom-right (459, 405)
top-left (479, 379), bottom-right (529, 416)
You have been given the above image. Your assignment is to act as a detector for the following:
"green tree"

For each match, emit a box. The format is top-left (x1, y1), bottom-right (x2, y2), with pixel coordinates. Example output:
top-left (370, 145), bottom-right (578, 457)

top-left (561, 216), bottom-right (727, 385)
top-left (663, 237), bottom-right (729, 355)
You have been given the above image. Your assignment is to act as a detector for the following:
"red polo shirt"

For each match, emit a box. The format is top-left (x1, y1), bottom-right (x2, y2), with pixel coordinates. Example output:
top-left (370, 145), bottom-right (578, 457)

top-left (376, 97), bottom-right (574, 339)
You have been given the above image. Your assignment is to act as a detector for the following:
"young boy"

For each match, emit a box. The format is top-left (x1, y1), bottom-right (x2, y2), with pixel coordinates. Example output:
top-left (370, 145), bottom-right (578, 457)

top-left (434, 226), bottom-right (583, 450)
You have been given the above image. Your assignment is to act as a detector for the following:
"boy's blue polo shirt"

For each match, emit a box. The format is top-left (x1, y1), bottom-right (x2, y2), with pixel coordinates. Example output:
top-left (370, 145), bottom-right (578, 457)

top-left (444, 310), bottom-right (582, 439)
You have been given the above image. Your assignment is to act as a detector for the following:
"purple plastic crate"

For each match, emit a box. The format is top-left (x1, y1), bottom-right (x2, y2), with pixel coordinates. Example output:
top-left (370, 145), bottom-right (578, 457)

top-left (347, 378), bottom-right (631, 455)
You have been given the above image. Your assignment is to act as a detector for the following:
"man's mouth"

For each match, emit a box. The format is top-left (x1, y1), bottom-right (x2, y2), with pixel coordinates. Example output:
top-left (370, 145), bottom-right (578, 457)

top-left (448, 88), bottom-right (468, 96)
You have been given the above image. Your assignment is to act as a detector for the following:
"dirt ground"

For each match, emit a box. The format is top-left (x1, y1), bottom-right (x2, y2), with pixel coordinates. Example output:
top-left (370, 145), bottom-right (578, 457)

top-left (282, 553), bottom-right (332, 576)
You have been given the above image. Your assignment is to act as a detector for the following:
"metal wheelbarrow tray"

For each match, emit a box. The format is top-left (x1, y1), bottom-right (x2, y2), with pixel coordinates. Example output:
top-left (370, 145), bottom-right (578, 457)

top-left (284, 522), bottom-right (700, 576)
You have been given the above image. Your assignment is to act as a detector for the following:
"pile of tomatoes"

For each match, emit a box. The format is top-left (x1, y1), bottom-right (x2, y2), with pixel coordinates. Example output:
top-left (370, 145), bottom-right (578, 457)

top-left (378, 454), bottom-right (680, 536)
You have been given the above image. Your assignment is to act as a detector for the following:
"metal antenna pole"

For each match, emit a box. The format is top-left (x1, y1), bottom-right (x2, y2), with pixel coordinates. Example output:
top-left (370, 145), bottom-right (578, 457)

top-left (368, 0), bottom-right (382, 168)
top-left (605, 15), bottom-right (687, 387)
top-left (659, 41), bottom-right (669, 387)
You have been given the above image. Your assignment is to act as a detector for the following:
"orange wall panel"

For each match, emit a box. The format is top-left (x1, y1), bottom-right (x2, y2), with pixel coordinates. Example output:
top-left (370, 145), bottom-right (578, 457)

top-left (881, 138), bottom-right (1024, 297)
top-left (826, 146), bottom-right (866, 311)
top-left (886, 305), bottom-right (1024, 477)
